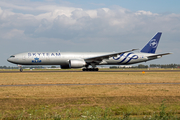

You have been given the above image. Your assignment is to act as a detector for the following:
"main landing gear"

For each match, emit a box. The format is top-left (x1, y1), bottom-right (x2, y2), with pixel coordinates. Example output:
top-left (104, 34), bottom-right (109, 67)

top-left (82, 64), bottom-right (99, 71)
top-left (82, 68), bottom-right (99, 71)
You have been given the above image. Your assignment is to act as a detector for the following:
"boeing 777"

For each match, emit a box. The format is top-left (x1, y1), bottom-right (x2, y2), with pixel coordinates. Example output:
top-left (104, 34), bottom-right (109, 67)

top-left (7, 32), bottom-right (171, 72)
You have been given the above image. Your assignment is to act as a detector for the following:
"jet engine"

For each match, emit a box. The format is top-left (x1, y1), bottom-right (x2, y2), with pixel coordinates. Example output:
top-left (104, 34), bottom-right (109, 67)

top-left (61, 59), bottom-right (86, 69)
top-left (69, 59), bottom-right (86, 68)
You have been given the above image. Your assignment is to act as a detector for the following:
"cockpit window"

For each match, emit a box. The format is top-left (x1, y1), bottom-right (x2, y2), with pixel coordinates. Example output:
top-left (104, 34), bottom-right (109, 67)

top-left (10, 55), bottom-right (15, 58)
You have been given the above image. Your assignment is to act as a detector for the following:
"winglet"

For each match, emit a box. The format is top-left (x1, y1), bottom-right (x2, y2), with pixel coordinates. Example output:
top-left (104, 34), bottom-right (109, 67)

top-left (140, 32), bottom-right (162, 54)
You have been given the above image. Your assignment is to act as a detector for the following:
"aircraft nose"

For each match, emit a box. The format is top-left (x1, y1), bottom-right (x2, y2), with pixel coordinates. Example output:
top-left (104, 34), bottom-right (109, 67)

top-left (7, 55), bottom-right (16, 63)
top-left (7, 58), bottom-right (11, 62)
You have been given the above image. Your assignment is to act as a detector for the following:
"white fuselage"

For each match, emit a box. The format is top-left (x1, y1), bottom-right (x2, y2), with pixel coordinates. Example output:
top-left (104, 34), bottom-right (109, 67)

top-left (7, 52), bottom-right (156, 66)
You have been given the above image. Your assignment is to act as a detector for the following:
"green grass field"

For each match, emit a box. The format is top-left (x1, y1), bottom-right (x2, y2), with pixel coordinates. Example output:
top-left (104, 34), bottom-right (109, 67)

top-left (0, 71), bottom-right (180, 119)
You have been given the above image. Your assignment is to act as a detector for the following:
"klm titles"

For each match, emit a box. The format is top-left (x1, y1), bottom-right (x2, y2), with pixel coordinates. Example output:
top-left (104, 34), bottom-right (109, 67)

top-left (28, 53), bottom-right (61, 57)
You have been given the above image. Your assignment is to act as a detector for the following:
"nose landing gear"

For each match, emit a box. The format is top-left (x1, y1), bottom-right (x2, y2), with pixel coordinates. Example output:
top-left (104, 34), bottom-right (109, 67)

top-left (18, 65), bottom-right (23, 72)
top-left (20, 67), bottom-right (23, 72)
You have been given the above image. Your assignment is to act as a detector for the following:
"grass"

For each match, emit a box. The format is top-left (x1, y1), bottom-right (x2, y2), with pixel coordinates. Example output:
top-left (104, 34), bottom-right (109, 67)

top-left (0, 71), bottom-right (180, 119)
top-left (0, 84), bottom-right (180, 98)
top-left (0, 97), bottom-right (180, 119)
top-left (0, 72), bottom-right (180, 85)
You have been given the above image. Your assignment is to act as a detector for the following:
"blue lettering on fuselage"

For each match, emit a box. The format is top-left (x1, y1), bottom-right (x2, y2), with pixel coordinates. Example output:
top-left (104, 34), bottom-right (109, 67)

top-left (33, 53), bottom-right (36, 56)
top-left (56, 53), bottom-right (60, 56)
top-left (37, 53), bottom-right (41, 56)
top-left (28, 53), bottom-right (61, 57)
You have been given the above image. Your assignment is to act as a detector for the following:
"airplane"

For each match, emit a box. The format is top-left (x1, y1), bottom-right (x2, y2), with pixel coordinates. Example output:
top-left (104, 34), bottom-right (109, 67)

top-left (7, 32), bottom-right (171, 72)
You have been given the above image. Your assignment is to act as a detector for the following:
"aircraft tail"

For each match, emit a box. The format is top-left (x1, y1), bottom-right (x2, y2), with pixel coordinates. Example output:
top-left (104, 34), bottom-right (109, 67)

top-left (140, 32), bottom-right (162, 54)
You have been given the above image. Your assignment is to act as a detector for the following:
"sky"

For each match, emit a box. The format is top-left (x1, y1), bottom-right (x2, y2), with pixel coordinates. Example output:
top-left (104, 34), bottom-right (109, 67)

top-left (1, 0), bottom-right (180, 66)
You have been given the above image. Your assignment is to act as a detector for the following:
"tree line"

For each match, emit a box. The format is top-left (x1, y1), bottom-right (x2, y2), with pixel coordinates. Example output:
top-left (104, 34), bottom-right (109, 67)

top-left (149, 64), bottom-right (180, 68)
top-left (0, 64), bottom-right (180, 69)
top-left (0, 66), bottom-right (43, 69)
top-left (110, 64), bottom-right (180, 69)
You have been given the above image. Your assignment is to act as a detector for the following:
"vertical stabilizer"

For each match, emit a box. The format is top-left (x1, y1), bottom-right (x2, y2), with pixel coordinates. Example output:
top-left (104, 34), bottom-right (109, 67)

top-left (140, 32), bottom-right (162, 54)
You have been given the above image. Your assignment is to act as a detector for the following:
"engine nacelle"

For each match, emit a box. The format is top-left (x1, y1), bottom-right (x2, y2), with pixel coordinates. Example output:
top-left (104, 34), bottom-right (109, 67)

top-left (69, 59), bottom-right (86, 68)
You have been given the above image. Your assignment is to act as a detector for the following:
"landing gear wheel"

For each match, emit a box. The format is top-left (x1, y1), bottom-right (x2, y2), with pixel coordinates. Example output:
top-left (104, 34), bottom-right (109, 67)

top-left (20, 68), bottom-right (23, 72)
top-left (95, 68), bottom-right (99, 71)
top-left (82, 68), bottom-right (99, 71)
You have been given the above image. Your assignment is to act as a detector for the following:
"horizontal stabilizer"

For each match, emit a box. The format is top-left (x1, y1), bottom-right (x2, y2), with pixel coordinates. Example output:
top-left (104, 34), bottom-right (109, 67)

top-left (147, 53), bottom-right (172, 59)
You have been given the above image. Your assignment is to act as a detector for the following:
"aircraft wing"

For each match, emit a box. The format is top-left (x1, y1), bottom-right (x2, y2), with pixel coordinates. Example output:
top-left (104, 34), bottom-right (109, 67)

top-left (147, 53), bottom-right (172, 59)
top-left (84, 49), bottom-right (138, 63)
